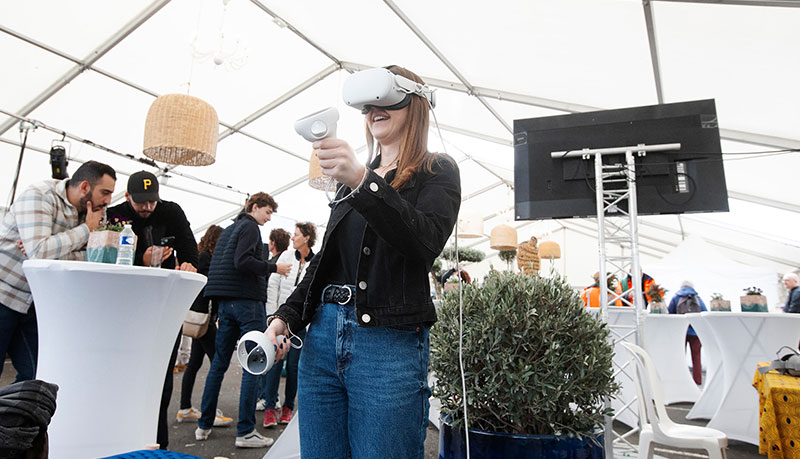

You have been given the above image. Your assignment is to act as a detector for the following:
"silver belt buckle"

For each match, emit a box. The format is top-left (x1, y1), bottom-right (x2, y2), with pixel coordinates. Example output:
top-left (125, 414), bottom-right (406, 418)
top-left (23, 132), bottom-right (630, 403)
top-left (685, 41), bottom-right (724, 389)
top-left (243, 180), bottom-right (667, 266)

top-left (336, 285), bottom-right (352, 305)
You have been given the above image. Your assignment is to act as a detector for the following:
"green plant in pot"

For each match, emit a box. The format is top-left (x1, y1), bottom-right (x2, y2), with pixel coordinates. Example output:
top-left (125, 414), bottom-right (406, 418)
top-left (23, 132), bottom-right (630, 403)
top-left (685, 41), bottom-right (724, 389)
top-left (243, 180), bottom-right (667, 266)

top-left (498, 249), bottom-right (516, 271)
top-left (431, 270), bottom-right (619, 458)
top-left (86, 217), bottom-right (132, 264)
top-left (646, 283), bottom-right (668, 314)
top-left (710, 292), bottom-right (731, 312)
top-left (740, 286), bottom-right (767, 312)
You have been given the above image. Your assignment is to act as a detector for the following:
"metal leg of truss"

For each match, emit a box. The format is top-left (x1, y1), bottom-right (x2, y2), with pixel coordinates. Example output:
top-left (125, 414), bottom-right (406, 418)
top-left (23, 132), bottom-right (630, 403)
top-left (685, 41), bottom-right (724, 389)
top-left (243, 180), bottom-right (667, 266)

top-left (597, 150), bottom-right (646, 458)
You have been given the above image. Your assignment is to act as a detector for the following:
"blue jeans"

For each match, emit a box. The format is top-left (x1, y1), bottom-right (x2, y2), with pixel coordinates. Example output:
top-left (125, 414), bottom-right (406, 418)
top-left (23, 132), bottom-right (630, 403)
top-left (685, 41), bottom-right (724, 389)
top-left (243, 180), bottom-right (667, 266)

top-left (261, 327), bottom-right (305, 410)
top-left (198, 299), bottom-right (266, 436)
top-left (0, 303), bottom-right (38, 382)
top-left (298, 302), bottom-right (431, 459)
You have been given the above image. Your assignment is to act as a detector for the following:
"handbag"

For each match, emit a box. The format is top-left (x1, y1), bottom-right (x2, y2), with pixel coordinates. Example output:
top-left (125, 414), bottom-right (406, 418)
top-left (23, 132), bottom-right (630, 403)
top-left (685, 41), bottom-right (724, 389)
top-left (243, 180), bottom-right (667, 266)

top-left (182, 299), bottom-right (211, 338)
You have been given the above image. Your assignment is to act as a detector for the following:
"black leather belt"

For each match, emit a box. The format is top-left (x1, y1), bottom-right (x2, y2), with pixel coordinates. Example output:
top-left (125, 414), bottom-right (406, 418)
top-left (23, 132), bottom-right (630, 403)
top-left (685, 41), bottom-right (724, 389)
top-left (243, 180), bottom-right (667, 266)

top-left (322, 284), bottom-right (356, 306)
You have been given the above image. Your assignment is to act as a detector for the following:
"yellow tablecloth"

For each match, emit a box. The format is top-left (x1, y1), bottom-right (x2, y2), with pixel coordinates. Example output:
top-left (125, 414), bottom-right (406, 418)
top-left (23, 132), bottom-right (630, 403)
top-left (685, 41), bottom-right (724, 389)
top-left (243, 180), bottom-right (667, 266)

top-left (754, 363), bottom-right (800, 459)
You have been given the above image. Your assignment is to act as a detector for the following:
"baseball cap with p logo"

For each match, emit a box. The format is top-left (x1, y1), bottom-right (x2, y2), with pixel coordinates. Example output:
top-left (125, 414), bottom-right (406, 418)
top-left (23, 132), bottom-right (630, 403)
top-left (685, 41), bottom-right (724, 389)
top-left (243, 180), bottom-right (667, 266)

top-left (128, 171), bottom-right (160, 203)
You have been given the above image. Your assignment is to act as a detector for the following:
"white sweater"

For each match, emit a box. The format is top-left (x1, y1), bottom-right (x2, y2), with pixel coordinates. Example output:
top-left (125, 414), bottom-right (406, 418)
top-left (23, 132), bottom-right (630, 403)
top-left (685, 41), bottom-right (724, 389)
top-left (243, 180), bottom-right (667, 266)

top-left (265, 250), bottom-right (309, 315)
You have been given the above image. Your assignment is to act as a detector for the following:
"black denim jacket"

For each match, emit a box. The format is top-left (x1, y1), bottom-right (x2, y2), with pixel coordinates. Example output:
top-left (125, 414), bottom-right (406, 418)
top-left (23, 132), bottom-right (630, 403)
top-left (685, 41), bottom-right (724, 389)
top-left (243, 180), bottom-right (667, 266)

top-left (274, 154), bottom-right (461, 331)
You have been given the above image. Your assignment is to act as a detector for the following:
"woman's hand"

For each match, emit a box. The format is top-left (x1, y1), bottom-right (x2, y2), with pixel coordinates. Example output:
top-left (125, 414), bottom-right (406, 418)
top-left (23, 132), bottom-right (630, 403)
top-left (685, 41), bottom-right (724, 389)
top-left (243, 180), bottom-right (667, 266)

top-left (313, 138), bottom-right (366, 189)
top-left (266, 317), bottom-right (290, 361)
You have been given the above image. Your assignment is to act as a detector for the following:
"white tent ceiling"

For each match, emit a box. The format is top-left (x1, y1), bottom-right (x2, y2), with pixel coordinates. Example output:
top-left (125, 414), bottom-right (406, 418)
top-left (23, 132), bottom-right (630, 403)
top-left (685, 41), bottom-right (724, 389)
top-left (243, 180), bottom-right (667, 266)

top-left (1, 0), bottom-right (798, 286)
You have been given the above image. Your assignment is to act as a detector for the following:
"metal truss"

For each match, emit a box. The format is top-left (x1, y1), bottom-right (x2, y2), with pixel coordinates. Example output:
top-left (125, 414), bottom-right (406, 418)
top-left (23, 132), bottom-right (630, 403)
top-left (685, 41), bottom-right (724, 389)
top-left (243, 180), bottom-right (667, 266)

top-left (553, 143), bottom-right (680, 457)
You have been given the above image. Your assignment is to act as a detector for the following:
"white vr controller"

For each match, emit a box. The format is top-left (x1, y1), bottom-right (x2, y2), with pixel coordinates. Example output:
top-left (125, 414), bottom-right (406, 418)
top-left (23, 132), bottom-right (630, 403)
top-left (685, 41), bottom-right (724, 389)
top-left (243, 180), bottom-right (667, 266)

top-left (237, 331), bottom-right (285, 375)
top-left (294, 107), bottom-right (339, 142)
top-left (343, 67), bottom-right (436, 112)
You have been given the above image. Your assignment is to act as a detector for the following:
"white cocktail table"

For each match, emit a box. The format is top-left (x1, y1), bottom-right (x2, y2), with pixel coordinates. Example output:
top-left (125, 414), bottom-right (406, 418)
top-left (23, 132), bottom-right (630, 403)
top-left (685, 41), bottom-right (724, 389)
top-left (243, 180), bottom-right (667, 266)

top-left (642, 314), bottom-right (701, 404)
top-left (685, 313), bottom-right (724, 420)
top-left (700, 311), bottom-right (800, 444)
top-left (23, 260), bottom-right (206, 459)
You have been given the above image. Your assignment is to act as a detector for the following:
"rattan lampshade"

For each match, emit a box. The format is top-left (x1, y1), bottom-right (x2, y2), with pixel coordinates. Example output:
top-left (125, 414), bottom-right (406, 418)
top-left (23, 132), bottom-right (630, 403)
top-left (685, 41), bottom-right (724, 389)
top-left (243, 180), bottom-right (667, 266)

top-left (308, 150), bottom-right (337, 191)
top-left (143, 94), bottom-right (218, 166)
top-left (490, 224), bottom-right (517, 251)
top-left (457, 209), bottom-right (484, 239)
top-left (539, 240), bottom-right (561, 259)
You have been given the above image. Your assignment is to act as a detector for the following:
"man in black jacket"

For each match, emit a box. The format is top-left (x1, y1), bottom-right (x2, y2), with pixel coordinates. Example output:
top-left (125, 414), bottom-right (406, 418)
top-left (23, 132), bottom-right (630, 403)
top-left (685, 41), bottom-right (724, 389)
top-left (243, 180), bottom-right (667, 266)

top-left (195, 192), bottom-right (290, 449)
top-left (106, 170), bottom-right (198, 450)
top-left (784, 273), bottom-right (800, 313)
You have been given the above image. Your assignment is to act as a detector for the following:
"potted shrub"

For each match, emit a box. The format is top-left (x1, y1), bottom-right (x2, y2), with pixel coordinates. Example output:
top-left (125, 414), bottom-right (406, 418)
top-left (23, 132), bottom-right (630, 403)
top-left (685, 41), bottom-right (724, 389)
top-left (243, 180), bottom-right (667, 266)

top-left (431, 271), bottom-right (618, 458)
top-left (740, 286), bottom-right (767, 312)
top-left (647, 283), bottom-right (668, 314)
top-left (498, 249), bottom-right (517, 271)
top-left (86, 217), bottom-right (132, 264)
top-left (709, 293), bottom-right (731, 312)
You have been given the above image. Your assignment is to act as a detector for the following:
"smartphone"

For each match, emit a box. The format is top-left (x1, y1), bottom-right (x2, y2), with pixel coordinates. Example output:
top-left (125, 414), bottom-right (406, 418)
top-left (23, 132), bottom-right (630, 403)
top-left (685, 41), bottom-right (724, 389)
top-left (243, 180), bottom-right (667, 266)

top-left (160, 236), bottom-right (176, 248)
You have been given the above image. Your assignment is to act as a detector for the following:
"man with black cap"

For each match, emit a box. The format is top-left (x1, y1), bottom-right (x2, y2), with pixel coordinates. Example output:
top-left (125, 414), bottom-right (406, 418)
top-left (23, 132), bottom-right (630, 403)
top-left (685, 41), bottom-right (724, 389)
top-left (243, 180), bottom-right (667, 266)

top-left (107, 170), bottom-right (199, 450)
top-left (107, 170), bottom-right (198, 271)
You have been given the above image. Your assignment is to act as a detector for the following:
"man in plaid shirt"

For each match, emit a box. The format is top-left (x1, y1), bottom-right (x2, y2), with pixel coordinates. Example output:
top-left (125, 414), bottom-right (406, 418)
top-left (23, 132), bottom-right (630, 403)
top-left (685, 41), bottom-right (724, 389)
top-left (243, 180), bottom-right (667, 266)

top-left (0, 160), bottom-right (116, 383)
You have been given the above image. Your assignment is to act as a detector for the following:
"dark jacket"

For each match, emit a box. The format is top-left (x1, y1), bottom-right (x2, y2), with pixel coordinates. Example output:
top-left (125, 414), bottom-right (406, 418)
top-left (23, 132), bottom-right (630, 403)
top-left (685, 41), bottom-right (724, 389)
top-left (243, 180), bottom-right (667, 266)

top-left (275, 154), bottom-right (461, 331)
top-left (189, 251), bottom-right (218, 316)
top-left (667, 286), bottom-right (708, 336)
top-left (106, 200), bottom-right (198, 269)
top-left (205, 213), bottom-right (276, 301)
top-left (786, 286), bottom-right (800, 313)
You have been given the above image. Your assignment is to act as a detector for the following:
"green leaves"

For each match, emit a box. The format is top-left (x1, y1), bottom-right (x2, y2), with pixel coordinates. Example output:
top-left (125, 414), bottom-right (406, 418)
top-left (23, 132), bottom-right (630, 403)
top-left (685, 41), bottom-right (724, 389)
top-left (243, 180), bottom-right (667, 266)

top-left (430, 271), bottom-right (619, 437)
top-left (440, 245), bottom-right (485, 263)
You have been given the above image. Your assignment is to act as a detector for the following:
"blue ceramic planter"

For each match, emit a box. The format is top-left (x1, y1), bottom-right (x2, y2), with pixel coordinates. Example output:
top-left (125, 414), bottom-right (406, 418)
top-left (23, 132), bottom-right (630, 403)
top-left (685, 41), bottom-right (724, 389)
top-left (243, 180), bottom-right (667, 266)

top-left (439, 420), bottom-right (604, 459)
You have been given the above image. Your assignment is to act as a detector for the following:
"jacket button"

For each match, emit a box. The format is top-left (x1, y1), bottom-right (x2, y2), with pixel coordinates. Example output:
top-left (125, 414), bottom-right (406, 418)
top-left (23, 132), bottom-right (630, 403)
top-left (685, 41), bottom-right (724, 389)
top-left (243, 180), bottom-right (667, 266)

top-left (361, 313), bottom-right (371, 323)
top-left (358, 281), bottom-right (367, 290)
top-left (362, 247), bottom-right (371, 256)
top-left (369, 182), bottom-right (379, 192)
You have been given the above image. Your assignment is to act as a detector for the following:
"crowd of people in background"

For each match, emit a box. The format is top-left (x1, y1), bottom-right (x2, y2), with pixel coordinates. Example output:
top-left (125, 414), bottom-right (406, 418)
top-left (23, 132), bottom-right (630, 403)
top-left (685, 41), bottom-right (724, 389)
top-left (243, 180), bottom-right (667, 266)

top-left (0, 163), bottom-right (324, 451)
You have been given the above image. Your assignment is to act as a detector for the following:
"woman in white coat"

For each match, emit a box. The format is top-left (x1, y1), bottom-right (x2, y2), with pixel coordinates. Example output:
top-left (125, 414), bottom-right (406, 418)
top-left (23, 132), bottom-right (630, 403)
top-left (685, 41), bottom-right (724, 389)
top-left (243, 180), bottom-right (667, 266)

top-left (261, 222), bottom-right (316, 427)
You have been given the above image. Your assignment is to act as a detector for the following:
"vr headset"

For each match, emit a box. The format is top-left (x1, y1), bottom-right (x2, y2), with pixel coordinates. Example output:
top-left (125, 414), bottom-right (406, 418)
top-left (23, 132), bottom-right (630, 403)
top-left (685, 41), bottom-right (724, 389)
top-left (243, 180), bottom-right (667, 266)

top-left (343, 67), bottom-right (436, 114)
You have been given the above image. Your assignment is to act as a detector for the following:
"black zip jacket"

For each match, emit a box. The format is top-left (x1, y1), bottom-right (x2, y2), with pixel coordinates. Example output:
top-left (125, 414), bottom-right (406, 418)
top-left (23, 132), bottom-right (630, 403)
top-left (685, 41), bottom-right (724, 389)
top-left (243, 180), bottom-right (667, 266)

top-left (107, 200), bottom-right (198, 270)
top-left (274, 154), bottom-right (461, 331)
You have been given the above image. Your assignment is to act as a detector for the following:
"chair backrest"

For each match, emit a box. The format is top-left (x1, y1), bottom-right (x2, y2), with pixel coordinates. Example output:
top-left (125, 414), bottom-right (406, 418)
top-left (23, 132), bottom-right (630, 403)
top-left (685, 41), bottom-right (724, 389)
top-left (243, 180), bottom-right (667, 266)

top-left (621, 342), bottom-right (676, 433)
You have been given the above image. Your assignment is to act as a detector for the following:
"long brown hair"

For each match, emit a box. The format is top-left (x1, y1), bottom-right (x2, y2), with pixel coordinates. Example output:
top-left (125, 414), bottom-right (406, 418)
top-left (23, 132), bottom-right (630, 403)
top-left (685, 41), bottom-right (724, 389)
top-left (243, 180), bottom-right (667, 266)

top-left (366, 65), bottom-right (437, 190)
top-left (197, 225), bottom-right (223, 254)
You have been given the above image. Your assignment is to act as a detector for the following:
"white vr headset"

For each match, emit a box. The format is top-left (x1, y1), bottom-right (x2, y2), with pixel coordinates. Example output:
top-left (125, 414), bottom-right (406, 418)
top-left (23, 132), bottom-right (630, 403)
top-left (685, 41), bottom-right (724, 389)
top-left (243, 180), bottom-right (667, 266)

top-left (343, 67), bottom-right (436, 113)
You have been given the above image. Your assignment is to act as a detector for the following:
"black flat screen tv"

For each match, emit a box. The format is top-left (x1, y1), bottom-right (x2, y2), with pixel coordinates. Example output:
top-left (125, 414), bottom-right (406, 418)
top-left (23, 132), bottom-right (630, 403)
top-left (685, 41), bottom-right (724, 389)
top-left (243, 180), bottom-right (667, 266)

top-left (514, 99), bottom-right (729, 220)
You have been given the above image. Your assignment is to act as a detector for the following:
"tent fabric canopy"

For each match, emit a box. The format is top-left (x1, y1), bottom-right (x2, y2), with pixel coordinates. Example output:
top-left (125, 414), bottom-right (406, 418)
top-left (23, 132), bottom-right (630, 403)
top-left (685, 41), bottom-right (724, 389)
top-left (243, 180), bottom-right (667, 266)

top-left (1, 0), bottom-right (798, 286)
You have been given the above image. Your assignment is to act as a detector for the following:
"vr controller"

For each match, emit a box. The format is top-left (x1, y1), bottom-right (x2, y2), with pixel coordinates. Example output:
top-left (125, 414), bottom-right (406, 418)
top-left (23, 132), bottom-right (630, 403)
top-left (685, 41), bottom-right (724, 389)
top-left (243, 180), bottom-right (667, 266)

top-left (294, 107), bottom-right (339, 142)
top-left (236, 331), bottom-right (286, 375)
top-left (343, 67), bottom-right (436, 113)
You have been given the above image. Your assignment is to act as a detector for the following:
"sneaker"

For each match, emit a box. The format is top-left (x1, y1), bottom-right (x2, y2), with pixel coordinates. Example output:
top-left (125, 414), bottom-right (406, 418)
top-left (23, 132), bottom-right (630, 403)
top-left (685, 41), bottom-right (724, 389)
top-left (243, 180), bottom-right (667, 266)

top-left (263, 408), bottom-right (278, 427)
top-left (195, 427), bottom-right (211, 441)
top-left (214, 409), bottom-right (233, 427)
top-left (279, 406), bottom-right (293, 424)
top-left (235, 430), bottom-right (274, 448)
top-left (255, 398), bottom-right (266, 411)
top-left (176, 407), bottom-right (201, 423)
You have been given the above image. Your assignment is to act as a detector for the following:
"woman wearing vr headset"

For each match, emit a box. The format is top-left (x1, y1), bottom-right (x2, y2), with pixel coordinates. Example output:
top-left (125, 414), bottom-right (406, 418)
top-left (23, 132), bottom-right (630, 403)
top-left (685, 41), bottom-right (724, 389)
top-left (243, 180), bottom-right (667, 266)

top-left (266, 65), bottom-right (461, 458)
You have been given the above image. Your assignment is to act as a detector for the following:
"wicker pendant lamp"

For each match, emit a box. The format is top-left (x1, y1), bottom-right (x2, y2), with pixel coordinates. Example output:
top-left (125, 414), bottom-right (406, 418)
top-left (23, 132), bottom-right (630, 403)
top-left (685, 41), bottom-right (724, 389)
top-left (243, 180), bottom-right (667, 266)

top-left (143, 94), bottom-right (218, 166)
top-left (457, 209), bottom-right (484, 239)
top-left (539, 240), bottom-right (561, 260)
top-left (308, 151), bottom-right (337, 191)
top-left (490, 224), bottom-right (517, 251)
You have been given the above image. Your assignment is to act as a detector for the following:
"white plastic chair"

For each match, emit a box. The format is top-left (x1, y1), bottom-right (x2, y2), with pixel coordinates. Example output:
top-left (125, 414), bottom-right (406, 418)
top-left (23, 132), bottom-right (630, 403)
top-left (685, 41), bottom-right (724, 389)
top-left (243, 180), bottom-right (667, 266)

top-left (621, 342), bottom-right (728, 459)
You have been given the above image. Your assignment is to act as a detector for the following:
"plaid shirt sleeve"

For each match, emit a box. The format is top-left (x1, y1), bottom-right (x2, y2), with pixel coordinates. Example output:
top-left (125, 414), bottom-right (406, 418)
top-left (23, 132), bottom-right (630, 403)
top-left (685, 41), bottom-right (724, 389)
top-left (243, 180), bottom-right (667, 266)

top-left (15, 185), bottom-right (90, 261)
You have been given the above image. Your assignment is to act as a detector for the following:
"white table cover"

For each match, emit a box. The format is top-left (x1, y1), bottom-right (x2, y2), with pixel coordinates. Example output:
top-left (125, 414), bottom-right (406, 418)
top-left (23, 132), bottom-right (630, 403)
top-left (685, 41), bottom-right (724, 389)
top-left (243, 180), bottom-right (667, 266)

top-left (685, 313), bottom-right (724, 420)
top-left (642, 314), bottom-right (701, 404)
top-left (23, 260), bottom-right (206, 459)
top-left (701, 311), bottom-right (800, 444)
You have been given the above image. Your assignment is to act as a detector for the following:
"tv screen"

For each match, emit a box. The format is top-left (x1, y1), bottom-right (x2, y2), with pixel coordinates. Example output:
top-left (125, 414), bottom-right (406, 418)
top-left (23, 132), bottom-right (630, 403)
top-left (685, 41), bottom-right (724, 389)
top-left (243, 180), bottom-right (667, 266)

top-left (514, 99), bottom-right (729, 220)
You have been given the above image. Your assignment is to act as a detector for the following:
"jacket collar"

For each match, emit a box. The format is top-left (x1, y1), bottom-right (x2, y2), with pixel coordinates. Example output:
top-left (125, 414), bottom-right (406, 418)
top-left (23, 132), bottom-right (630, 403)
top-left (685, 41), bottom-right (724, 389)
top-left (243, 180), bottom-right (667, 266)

top-left (295, 248), bottom-right (315, 262)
